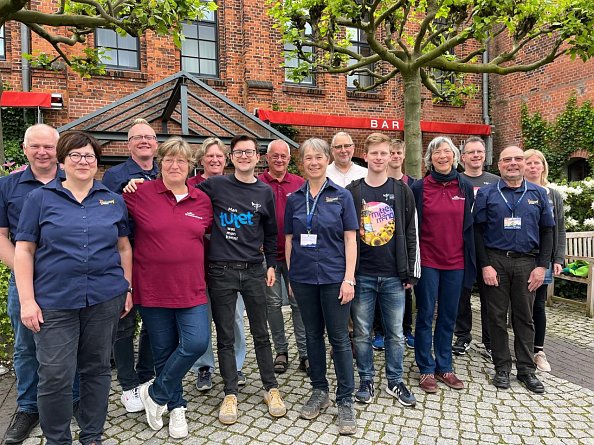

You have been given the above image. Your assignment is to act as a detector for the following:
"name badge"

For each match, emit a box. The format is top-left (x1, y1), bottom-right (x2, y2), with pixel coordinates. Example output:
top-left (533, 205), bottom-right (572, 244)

top-left (300, 233), bottom-right (317, 248)
top-left (504, 217), bottom-right (522, 230)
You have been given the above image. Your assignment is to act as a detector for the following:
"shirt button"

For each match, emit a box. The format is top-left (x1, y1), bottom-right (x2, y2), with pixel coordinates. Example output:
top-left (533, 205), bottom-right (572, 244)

top-left (82, 216), bottom-right (86, 219)
top-left (83, 229), bottom-right (87, 233)
top-left (83, 244), bottom-right (87, 248)
top-left (82, 260), bottom-right (87, 263)
top-left (81, 205), bottom-right (85, 209)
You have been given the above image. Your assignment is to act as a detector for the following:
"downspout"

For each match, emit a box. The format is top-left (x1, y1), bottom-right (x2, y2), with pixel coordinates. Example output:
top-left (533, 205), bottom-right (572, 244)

top-left (20, 23), bottom-right (42, 123)
top-left (482, 46), bottom-right (493, 167)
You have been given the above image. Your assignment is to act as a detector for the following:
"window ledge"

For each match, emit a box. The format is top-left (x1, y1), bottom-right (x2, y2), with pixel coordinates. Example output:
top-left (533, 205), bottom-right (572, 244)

top-left (201, 78), bottom-right (227, 87)
top-left (98, 69), bottom-right (147, 81)
top-left (347, 90), bottom-right (383, 100)
top-left (433, 100), bottom-right (465, 108)
top-left (282, 84), bottom-right (323, 95)
top-left (0, 60), bottom-right (12, 70)
top-left (247, 80), bottom-right (274, 90)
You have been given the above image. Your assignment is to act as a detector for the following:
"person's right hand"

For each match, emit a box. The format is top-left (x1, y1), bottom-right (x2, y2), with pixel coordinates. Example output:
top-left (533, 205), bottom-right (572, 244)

top-left (123, 178), bottom-right (145, 193)
top-left (482, 265), bottom-right (499, 287)
top-left (21, 300), bottom-right (44, 332)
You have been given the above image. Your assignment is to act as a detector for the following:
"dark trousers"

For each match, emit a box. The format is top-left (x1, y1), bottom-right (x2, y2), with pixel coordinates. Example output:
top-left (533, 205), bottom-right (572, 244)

top-left (291, 281), bottom-right (354, 403)
top-left (113, 307), bottom-right (155, 391)
top-left (454, 277), bottom-right (491, 348)
top-left (208, 263), bottom-right (278, 395)
top-left (34, 294), bottom-right (125, 445)
top-left (373, 287), bottom-right (414, 335)
top-left (484, 250), bottom-right (537, 375)
top-left (533, 285), bottom-right (548, 350)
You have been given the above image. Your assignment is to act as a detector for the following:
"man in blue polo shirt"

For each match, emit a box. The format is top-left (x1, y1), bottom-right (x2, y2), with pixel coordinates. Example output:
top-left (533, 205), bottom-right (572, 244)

top-left (474, 145), bottom-right (554, 394)
top-left (102, 118), bottom-right (158, 413)
top-left (0, 124), bottom-right (76, 443)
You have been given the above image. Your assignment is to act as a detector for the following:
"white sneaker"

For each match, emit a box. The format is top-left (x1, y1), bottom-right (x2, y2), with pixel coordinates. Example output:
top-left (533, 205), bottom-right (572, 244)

top-left (534, 351), bottom-right (552, 372)
top-left (169, 407), bottom-right (188, 438)
top-left (139, 384), bottom-right (167, 430)
top-left (120, 387), bottom-right (144, 413)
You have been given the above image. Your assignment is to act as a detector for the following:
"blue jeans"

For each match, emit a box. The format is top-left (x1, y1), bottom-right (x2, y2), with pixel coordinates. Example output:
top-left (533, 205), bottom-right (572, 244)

top-left (35, 294), bottom-right (125, 445)
top-left (266, 261), bottom-right (307, 358)
top-left (352, 275), bottom-right (405, 383)
top-left (138, 304), bottom-right (209, 410)
top-left (414, 267), bottom-right (464, 375)
top-left (291, 281), bottom-right (354, 403)
top-left (191, 292), bottom-right (246, 373)
top-left (7, 274), bottom-right (80, 414)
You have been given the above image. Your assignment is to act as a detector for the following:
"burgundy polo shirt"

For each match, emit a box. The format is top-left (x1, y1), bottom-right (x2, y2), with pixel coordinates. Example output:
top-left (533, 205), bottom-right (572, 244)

top-left (420, 176), bottom-right (465, 270)
top-left (258, 170), bottom-right (305, 262)
top-left (123, 179), bottom-right (213, 308)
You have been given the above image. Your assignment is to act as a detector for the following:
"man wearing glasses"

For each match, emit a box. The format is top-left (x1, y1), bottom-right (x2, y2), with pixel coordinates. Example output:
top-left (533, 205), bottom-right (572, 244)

top-left (258, 140), bottom-right (308, 376)
top-left (197, 134), bottom-right (286, 425)
top-left (102, 118), bottom-right (158, 414)
top-left (326, 131), bottom-right (367, 188)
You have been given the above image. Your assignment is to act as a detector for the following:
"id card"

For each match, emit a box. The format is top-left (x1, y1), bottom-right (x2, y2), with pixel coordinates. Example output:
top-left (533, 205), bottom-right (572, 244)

top-left (300, 233), bottom-right (317, 248)
top-left (504, 217), bottom-right (522, 230)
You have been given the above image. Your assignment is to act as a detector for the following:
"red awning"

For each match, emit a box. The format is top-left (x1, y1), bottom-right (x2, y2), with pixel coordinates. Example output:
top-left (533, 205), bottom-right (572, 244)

top-left (0, 91), bottom-right (52, 108)
top-left (257, 109), bottom-right (491, 136)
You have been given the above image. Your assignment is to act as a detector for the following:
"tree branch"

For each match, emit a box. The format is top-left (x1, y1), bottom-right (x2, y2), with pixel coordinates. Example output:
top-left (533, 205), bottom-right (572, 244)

top-left (12, 8), bottom-right (112, 28)
top-left (414, 0), bottom-right (439, 54)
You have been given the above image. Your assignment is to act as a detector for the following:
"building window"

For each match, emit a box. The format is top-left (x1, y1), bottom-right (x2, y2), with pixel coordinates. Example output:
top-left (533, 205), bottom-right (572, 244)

top-left (346, 27), bottom-right (374, 90)
top-left (96, 28), bottom-right (139, 70)
top-left (181, 8), bottom-right (218, 77)
top-left (0, 26), bottom-right (5, 60)
top-left (284, 24), bottom-right (314, 85)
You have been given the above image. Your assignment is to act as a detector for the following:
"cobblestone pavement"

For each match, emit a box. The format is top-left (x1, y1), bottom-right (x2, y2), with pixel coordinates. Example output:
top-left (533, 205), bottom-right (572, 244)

top-left (2, 299), bottom-right (594, 445)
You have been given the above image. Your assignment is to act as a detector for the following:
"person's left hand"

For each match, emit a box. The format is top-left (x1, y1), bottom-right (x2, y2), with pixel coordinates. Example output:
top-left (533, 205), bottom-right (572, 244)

top-left (120, 292), bottom-right (133, 318)
top-left (339, 281), bottom-right (354, 304)
top-left (528, 266), bottom-right (546, 292)
top-left (266, 267), bottom-right (276, 287)
top-left (553, 263), bottom-right (563, 275)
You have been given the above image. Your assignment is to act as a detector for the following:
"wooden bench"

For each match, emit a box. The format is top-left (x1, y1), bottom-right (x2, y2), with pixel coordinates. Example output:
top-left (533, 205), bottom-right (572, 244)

top-left (547, 231), bottom-right (594, 317)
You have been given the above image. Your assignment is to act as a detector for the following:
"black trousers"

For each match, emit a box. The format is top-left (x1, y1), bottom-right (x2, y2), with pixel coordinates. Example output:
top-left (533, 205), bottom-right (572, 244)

top-left (454, 277), bottom-right (491, 348)
top-left (483, 250), bottom-right (537, 375)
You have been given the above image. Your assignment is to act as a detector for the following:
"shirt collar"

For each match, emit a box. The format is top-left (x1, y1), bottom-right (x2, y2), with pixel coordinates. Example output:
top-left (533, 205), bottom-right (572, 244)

top-left (125, 157), bottom-right (159, 176)
top-left (45, 178), bottom-right (109, 194)
top-left (154, 178), bottom-right (198, 199)
top-left (18, 165), bottom-right (63, 184)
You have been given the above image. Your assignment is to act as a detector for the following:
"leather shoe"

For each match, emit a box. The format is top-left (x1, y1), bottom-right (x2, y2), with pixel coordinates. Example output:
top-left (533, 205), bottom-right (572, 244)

top-left (436, 372), bottom-right (464, 390)
top-left (5, 411), bottom-right (39, 444)
top-left (419, 374), bottom-right (439, 393)
top-left (517, 373), bottom-right (545, 394)
top-left (492, 370), bottom-right (510, 389)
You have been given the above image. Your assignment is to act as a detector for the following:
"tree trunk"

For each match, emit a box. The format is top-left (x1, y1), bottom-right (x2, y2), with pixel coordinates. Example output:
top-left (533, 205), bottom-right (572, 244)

top-left (402, 69), bottom-right (423, 179)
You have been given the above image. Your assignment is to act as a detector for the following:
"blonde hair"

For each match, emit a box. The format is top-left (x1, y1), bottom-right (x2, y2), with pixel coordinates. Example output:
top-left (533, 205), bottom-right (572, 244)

top-left (196, 137), bottom-right (228, 163)
top-left (364, 132), bottom-right (391, 153)
top-left (524, 149), bottom-right (550, 186)
top-left (157, 137), bottom-right (196, 173)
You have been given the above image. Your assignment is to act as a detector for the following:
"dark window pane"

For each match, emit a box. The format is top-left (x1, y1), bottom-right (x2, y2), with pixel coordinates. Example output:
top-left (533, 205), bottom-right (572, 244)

top-left (199, 25), bottom-right (215, 41)
top-left (117, 34), bottom-right (138, 50)
top-left (118, 50), bottom-right (138, 68)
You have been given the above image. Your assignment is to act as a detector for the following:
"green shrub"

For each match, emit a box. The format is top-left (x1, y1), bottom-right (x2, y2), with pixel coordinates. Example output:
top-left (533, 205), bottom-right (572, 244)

top-left (0, 262), bottom-right (14, 362)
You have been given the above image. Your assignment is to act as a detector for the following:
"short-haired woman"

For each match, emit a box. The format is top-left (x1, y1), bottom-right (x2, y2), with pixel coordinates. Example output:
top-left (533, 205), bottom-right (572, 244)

top-left (15, 130), bottom-right (133, 445)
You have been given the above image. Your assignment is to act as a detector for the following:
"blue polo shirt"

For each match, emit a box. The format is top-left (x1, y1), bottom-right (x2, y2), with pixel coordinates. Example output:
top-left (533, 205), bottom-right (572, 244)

top-left (102, 157), bottom-right (159, 194)
top-left (0, 166), bottom-right (63, 242)
top-left (473, 179), bottom-right (555, 253)
top-left (16, 179), bottom-right (130, 310)
top-left (285, 178), bottom-right (359, 285)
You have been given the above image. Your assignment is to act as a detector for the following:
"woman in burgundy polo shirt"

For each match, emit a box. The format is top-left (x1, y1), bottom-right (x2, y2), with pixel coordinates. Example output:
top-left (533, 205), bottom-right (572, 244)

top-left (410, 136), bottom-right (476, 394)
top-left (123, 137), bottom-right (213, 439)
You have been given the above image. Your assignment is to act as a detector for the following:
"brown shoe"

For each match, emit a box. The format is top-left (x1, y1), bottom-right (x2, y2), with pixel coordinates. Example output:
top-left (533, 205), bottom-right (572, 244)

top-left (419, 374), bottom-right (438, 393)
top-left (436, 372), bottom-right (464, 390)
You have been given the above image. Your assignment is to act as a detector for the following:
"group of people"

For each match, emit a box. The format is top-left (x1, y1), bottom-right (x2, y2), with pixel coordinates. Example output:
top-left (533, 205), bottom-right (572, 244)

top-left (0, 121), bottom-right (563, 443)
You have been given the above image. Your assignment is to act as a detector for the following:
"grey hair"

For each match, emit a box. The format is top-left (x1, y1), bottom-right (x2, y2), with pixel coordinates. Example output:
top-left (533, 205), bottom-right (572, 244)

top-left (299, 138), bottom-right (331, 161)
top-left (196, 137), bottom-right (228, 163)
top-left (267, 139), bottom-right (290, 154)
top-left (23, 124), bottom-right (59, 146)
top-left (331, 131), bottom-right (353, 147)
top-left (423, 136), bottom-right (460, 170)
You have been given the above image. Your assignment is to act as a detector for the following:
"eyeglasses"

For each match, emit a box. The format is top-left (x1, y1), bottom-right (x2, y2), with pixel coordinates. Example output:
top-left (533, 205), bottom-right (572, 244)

top-left (332, 144), bottom-right (354, 150)
top-left (67, 153), bottom-right (97, 163)
top-left (162, 158), bottom-right (189, 166)
top-left (500, 156), bottom-right (524, 164)
top-left (128, 135), bottom-right (157, 142)
top-left (269, 154), bottom-right (289, 161)
top-left (232, 149), bottom-right (257, 158)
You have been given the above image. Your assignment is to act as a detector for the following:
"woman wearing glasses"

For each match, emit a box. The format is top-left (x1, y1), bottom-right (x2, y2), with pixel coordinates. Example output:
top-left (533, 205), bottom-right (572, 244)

top-left (123, 137), bottom-right (213, 438)
top-left (15, 131), bottom-right (133, 445)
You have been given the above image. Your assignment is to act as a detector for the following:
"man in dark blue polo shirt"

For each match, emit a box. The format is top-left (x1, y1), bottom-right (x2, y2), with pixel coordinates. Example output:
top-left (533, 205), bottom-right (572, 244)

top-left (474, 146), bottom-right (554, 394)
top-left (102, 118), bottom-right (158, 413)
top-left (0, 124), bottom-right (72, 443)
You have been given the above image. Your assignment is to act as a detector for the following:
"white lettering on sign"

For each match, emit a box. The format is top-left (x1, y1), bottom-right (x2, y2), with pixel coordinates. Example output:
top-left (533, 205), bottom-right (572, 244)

top-left (370, 120), bottom-right (400, 130)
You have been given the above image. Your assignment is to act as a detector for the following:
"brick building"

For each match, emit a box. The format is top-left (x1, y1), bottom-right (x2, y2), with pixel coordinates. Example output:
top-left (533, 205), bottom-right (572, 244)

top-left (1, 1), bottom-right (593, 172)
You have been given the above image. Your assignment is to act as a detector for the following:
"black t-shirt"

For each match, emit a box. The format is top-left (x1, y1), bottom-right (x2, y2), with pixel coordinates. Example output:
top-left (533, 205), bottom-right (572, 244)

top-left (358, 179), bottom-right (398, 276)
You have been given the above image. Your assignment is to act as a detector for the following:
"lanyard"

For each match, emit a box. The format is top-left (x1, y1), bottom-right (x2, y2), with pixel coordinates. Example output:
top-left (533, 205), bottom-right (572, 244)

top-left (497, 179), bottom-right (527, 217)
top-left (305, 179), bottom-right (327, 233)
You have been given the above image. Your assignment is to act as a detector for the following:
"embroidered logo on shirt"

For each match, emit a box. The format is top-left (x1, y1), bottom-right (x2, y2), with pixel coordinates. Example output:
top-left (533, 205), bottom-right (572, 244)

top-left (451, 196), bottom-right (466, 201)
top-left (325, 196), bottom-right (339, 203)
top-left (528, 199), bottom-right (539, 205)
top-left (252, 201), bottom-right (262, 212)
top-left (382, 193), bottom-right (395, 201)
top-left (99, 199), bottom-right (115, 205)
top-left (185, 212), bottom-right (203, 219)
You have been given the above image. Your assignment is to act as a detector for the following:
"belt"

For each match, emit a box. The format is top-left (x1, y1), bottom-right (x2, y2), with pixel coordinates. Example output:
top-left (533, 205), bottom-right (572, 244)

top-left (209, 261), bottom-right (259, 270)
top-left (488, 248), bottom-right (536, 259)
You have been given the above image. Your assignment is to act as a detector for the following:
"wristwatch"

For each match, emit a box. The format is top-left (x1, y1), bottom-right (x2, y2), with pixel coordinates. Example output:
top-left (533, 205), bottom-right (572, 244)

top-left (343, 279), bottom-right (355, 287)
top-left (127, 287), bottom-right (133, 294)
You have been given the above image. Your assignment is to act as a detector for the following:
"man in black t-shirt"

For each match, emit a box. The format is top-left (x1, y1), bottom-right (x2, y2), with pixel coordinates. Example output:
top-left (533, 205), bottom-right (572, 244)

top-left (347, 133), bottom-right (420, 407)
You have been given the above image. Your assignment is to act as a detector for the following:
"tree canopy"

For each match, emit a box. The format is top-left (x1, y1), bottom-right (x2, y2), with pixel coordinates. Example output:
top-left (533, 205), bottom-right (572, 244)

top-left (269, 0), bottom-right (594, 177)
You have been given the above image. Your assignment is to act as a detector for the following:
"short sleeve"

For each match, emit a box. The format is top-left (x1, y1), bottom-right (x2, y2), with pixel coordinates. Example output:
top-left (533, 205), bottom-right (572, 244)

top-left (115, 194), bottom-right (131, 237)
top-left (0, 178), bottom-right (9, 228)
top-left (284, 195), bottom-right (294, 235)
top-left (15, 189), bottom-right (42, 243)
top-left (341, 191), bottom-right (359, 231)
top-left (123, 188), bottom-right (137, 218)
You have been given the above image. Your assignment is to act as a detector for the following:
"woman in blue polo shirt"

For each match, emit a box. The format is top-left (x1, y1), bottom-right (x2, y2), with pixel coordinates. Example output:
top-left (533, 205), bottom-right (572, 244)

top-left (410, 136), bottom-right (476, 394)
top-left (14, 131), bottom-right (132, 445)
top-left (285, 138), bottom-right (359, 435)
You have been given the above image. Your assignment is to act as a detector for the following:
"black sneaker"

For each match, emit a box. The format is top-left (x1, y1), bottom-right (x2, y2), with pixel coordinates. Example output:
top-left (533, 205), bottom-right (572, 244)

top-left (452, 338), bottom-right (471, 356)
top-left (482, 347), bottom-right (493, 362)
top-left (492, 370), bottom-right (510, 389)
top-left (237, 370), bottom-right (247, 386)
top-left (5, 411), bottom-right (40, 444)
top-left (196, 367), bottom-right (213, 391)
top-left (336, 400), bottom-right (357, 435)
top-left (386, 380), bottom-right (416, 407)
top-left (517, 373), bottom-right (545, 394)
top-left (354, 380), bottom-right (374, 404)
